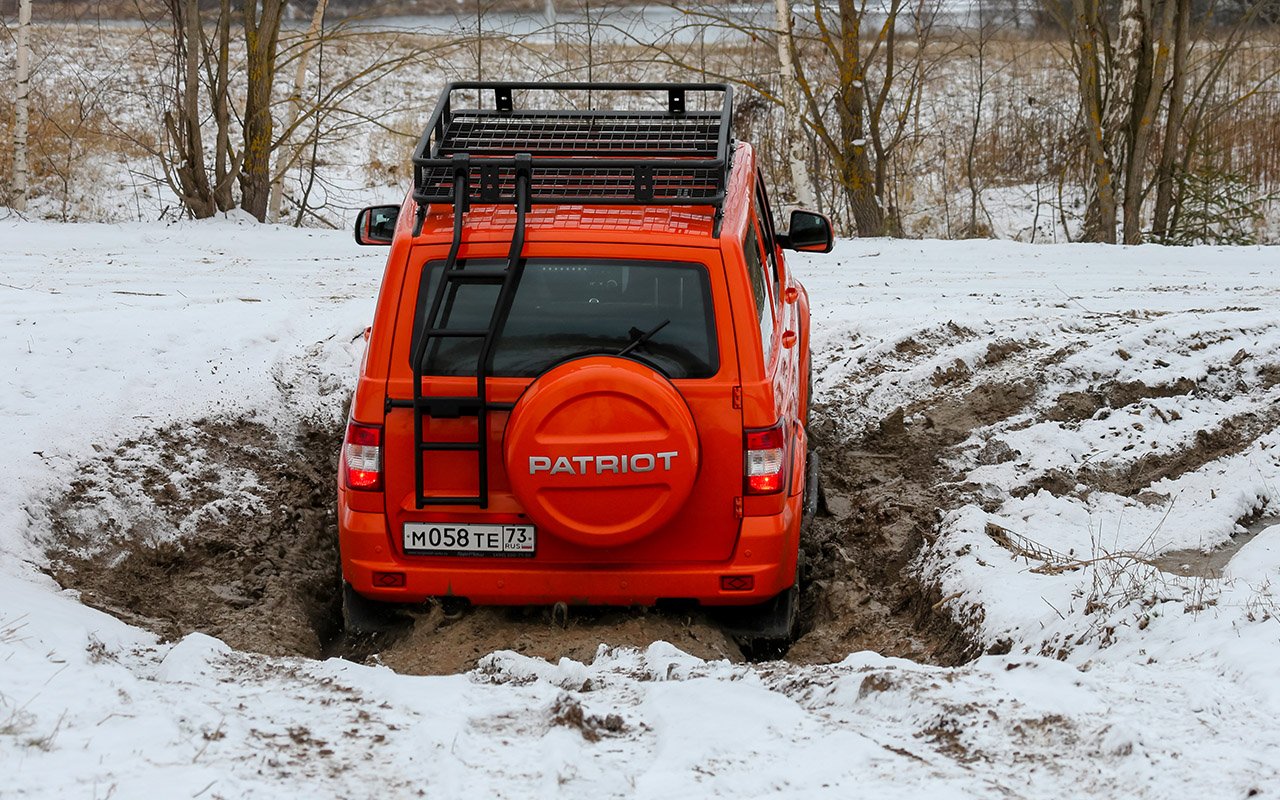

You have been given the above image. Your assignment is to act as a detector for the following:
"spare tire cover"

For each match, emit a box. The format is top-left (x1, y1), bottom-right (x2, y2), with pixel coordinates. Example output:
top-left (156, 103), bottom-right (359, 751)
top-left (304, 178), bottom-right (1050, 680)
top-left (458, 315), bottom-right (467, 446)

top-left (504, 356), bottom-right (700, 548)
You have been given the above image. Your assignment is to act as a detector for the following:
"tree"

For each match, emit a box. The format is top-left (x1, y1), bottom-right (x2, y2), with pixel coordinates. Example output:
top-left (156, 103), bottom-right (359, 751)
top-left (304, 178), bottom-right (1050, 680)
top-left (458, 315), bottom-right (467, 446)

top-left (268, 0), bottom-right (329, 222)
top-left (638, 0), bottom-right (944, 237)
top-left (157, 1), bottom-right (444, 224)
top-left (1053, 0), bottom-right (1277, 243)
top-left (239, 0), bottom-right (288, 221)
top-left (161, 0), bottom-right (237, 218)
top-left (12, 0), bottom-right (31, 212)
top-left (774, 0), bottom-right (816, 210)
top-left (794, 0), bottom-right (944, 236)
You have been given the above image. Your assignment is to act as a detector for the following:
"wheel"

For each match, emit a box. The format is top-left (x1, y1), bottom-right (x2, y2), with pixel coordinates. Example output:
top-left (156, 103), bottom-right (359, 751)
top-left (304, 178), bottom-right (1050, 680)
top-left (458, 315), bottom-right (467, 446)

top-left (341, 581), bottom-right (409, 635)
top-left (713, 583), bottom-right (800, 648)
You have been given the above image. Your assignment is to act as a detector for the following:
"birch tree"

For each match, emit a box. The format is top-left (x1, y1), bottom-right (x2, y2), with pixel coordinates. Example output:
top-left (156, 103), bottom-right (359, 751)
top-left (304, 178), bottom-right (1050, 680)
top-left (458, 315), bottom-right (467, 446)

top-left (12, 0), bottom-right (32, 212)
top-left (1056, 0), bottom-right (1271, 243)
top-left (774, 0), bottom-right (816, 210)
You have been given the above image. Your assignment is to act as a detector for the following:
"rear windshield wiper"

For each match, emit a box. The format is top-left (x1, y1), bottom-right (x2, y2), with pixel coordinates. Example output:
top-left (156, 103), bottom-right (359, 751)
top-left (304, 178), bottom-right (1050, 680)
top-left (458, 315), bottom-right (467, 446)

top-left (617, 319), bottom-right (670, 357)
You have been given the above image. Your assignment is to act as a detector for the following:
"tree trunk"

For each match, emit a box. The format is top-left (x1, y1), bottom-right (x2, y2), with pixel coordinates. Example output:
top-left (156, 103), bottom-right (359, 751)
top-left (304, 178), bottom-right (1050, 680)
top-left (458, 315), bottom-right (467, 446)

top-left (240, 0), bottom-right (286, 221)
top-left (212, 0), bottom-right (237, 212)
top-left (774, 0), bottom-right (816, 210)
top-left (164, 0), bottom-right (217, 218)
top-left (1073, 0), bottom-right (1116, 242)
top-left (1117, 0), bottom-right (1174, 244)
top-left (1151, 0), bottom-right (1189, 241)
top-left (268, 0), bottom-right (329, 222)
top-left (836, 0), bottom-right (883, 236)
top-left (13, 0), bottom-right (32, 212)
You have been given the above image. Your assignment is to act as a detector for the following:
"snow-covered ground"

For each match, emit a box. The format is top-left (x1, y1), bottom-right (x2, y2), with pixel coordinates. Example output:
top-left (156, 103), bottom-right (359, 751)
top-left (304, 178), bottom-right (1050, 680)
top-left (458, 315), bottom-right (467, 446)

top-left (3, 216), bottom-right (1279, 797)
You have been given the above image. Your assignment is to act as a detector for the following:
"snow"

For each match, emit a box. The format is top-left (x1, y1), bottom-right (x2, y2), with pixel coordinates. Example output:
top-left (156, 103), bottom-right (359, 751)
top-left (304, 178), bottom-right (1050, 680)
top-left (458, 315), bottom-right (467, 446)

top-left (3, 217), bottom-right (1280, 796)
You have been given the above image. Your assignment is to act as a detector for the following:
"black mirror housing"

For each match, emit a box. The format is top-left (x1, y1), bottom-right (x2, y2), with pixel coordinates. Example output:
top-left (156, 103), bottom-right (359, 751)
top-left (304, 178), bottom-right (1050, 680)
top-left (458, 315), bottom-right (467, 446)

top-left (354, 205), bottom-right (400, 246)
top-left (781, 210), bottom-right (834, 253)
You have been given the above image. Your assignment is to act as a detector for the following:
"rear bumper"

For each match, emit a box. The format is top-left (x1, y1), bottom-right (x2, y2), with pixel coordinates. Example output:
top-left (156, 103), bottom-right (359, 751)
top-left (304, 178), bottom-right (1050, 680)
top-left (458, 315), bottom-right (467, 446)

top-left (338, 501), bottom-right (800, 607)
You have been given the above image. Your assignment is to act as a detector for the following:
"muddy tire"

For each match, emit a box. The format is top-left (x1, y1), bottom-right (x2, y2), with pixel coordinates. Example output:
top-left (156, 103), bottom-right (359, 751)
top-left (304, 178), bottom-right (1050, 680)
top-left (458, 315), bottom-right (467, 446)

top-left (712, 582), bottom-right (799, 651)
top-left (802, 448), bottom-right (824, 523)
top-left (342, 581), bottom-right (409, 636)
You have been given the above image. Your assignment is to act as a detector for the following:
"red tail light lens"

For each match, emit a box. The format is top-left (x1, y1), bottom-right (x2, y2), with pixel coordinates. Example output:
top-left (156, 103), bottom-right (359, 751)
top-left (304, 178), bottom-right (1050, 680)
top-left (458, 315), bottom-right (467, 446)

top-left (745, 422), bottom-right (787, 494)
top-left (344, 422), bottom-right (383, 491)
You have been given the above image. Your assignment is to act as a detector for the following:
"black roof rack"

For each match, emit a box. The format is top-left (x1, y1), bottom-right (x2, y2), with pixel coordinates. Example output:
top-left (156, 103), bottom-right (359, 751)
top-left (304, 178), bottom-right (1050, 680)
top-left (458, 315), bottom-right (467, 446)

top-left (410, 81), bottom-right (734, 211)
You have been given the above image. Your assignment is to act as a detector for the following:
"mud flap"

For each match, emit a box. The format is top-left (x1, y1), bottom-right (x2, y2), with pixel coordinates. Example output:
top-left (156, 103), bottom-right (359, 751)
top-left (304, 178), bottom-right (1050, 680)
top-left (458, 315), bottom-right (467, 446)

top-left (712, 584), bottom-right (799, 644)
top-left (342, 581), bottom-right (411, 636)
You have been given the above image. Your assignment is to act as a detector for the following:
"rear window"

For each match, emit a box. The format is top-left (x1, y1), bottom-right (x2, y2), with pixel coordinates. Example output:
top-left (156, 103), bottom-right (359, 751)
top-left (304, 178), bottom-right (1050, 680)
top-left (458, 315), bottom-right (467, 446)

top-left (410, 258), bottom-right (719, 379)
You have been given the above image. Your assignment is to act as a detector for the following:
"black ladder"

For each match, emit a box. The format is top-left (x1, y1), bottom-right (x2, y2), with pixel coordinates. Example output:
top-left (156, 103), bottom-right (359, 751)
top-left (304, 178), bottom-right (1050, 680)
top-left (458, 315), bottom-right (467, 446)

top-left (406, 154), bottom-right (532, 509)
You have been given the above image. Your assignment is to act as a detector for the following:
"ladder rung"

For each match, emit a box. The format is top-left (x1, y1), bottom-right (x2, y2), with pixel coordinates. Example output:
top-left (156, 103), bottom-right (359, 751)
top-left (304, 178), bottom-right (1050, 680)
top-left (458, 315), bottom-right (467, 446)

top-left (423, 328), bottom-right (490, 338)
top-left (418, 496), bottom-right (483, 506)
top-left (446, 268), bottom-right (509, 283)
top-left (418, 442), bottom-right (481, 452)
top-left (416, 395), bottom-right (483, 418)
top-left (419, 394), bottom-right (482, 404)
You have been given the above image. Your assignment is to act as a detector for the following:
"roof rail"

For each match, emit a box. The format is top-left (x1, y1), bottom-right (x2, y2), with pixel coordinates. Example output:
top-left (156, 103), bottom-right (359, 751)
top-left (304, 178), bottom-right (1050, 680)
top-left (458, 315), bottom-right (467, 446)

top-left (410, 81), bottom-right (734, 211)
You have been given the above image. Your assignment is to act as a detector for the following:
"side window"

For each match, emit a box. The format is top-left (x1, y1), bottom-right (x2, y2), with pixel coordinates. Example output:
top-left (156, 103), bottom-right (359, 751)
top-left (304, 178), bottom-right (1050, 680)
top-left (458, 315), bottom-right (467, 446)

top-left (743, 224), bottom-right (774, 361)
top-left (755, 172), bottom-right (778, 247)
top-left (754, 177), bottom-right (782, 300)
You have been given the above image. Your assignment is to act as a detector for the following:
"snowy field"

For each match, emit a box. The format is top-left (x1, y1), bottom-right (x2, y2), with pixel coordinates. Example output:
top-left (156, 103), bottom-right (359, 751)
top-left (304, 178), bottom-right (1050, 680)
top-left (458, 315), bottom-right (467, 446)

top-left (2, 216), bottom-right (1280, 797)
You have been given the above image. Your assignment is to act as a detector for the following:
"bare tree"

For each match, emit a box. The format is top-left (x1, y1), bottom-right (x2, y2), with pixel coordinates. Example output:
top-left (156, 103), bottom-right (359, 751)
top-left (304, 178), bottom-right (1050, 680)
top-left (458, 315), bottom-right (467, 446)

top-left (1056, 0), bottom-right (1276, 243)
top-left (161, 0), bottom-right (238, 219)
top-left (12, 0), bottom-right (32, 212)
top-left (774, 0), bottom-right (816, 210)
top-left (239, 0), bottom-right (287, 220)
top-left (1150, 0), bottom-right (1190, 240)
top-left (963, 0), bottom-right (1002, 237)
top-left (269, 0), bottom-right (329, 222)
top-left (158, 0), bottom-right (286, 221)
top-left (794, 0), bottom-right (944, 236)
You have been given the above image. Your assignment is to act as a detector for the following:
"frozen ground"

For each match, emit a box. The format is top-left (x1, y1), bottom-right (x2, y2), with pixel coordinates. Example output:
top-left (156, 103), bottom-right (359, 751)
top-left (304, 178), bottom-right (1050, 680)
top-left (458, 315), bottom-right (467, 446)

top-left (2, 216), bottom-right (1279, 797)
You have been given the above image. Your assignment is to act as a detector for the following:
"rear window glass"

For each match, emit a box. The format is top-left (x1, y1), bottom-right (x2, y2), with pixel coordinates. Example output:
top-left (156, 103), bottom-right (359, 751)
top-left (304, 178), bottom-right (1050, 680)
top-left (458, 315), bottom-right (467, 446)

top-left (410, 258), bottom-right (719, 379)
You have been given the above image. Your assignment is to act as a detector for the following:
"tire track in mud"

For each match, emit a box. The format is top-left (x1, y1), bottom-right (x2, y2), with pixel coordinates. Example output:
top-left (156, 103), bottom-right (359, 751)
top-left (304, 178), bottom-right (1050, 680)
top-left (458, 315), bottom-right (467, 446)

top-left (790, 379), bottom-right (1033, 665)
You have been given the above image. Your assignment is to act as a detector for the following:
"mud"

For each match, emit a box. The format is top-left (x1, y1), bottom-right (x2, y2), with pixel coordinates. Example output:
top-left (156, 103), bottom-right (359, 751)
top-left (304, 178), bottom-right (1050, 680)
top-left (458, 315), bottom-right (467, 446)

top-left (46, 419), bottom-right (343, 659)
top-left (1047, 378), bottom-right (1197, 424)
top-left (1149, 514), bottom-right (1280, 579)
top-left (1083, 409), bottom-right (1280, 497)
top-left (375, 605), bottom-right (741, 675)
top-left (788, 377), bottom-right (1035, 666)
top-left (47, 393), bottom-right (996, 671)
top-left (47, 352), bottom-right (1046, 671)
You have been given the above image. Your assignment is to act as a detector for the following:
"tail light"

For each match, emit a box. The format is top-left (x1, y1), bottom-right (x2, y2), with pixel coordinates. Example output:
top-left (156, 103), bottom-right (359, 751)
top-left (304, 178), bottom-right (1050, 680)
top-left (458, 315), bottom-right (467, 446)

top-left (745, 422), bottom-right (787, 494)
top-left (344, 421), bottom-right (383, 490)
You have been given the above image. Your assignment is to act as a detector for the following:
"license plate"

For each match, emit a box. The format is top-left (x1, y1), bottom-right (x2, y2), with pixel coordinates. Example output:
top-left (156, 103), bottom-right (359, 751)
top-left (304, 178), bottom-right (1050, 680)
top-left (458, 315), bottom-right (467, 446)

top-left (403, 523), bottom-right (536, 558)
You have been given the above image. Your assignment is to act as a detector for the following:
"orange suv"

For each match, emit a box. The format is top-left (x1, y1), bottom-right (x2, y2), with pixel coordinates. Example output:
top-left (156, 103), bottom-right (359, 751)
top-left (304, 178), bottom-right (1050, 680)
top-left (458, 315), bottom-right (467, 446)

top-left (341, 82), bottom-right (831, 642)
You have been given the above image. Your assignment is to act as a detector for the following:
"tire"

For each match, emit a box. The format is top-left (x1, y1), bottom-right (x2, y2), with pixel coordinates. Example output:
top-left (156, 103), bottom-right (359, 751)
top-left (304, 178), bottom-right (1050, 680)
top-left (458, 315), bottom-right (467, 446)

top-left (713, 582), bottom-right (799, 647)
top-left (341, 581), bottom-right (409, 636)
top-left (804, 345), bottom-right (814, 432)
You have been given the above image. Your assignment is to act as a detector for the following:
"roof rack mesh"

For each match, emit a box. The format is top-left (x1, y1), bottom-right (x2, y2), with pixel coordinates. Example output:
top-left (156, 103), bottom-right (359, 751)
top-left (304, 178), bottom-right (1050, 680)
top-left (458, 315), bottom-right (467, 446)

top-left (411, 82), bottom-right (733, 208)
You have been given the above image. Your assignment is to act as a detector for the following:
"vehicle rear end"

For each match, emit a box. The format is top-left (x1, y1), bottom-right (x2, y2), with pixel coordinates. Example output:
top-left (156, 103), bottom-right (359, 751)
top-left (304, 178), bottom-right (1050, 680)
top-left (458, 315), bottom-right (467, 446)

top-left (338, 82), bottom-right (803, 629)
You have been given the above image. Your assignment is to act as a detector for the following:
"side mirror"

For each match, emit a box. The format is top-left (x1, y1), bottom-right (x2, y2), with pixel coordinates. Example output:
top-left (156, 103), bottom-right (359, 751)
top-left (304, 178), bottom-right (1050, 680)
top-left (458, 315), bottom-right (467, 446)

top-left (354, 205), bottom-right (400, 246)
top-left (779, 210), bottom-right (833, 253)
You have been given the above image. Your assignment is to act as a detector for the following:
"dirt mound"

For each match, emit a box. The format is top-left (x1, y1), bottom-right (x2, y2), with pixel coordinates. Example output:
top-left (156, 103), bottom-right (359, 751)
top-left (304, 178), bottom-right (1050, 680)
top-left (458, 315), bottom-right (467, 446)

top-left (1047, 378), bottom-right (1197, 423)
top-left (1083, 409), bottom-right (1280, 496)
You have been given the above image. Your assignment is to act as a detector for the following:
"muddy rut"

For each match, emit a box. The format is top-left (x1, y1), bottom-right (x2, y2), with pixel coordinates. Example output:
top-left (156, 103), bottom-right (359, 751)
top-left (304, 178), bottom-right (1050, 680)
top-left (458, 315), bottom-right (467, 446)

top-left (42, 354), bottom-right (1053, 673)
